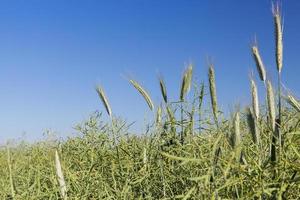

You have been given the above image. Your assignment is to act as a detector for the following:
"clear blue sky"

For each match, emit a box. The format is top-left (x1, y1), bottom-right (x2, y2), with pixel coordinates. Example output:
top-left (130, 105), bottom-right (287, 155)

top-left (0, 0), bottom-right (299, 141)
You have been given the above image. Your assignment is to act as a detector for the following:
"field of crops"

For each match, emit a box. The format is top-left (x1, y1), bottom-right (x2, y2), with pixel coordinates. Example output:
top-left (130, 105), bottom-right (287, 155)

top-left (1, 3), bottom-right (300, 200)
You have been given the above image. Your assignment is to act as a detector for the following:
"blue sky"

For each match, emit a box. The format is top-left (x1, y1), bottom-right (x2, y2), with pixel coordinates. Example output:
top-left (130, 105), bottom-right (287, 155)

top-left (0, 0), bottom-right (299, 141)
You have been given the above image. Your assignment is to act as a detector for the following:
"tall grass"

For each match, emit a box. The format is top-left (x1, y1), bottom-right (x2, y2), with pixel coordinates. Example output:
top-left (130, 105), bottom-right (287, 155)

top-left (0, 2), bottom-right (299, 199)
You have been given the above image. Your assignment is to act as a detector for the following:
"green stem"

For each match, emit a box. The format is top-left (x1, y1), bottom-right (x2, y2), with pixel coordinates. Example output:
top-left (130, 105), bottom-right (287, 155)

top-left (7, 146), bottom-right (15, 199)
top-left (110, 117), bottom-right (122, 177)
top-left (198, 83), bottom-right (204, 134)
top-left (278, 73), bottom-right (282, 150)
top-left (181, 101), bottom-right (184, 144)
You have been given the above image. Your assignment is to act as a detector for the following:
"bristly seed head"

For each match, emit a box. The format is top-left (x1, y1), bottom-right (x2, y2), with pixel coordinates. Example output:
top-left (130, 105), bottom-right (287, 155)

top-left (252, 45), bottom-right (266, 82)
top-left (286, 94), bottom-right (300, 112)
top-left (159, 76), bottom-right (168, 104)
top-left (96, 86), bottom-right (112, 118)
top-left (129, 79), bottom-right (154, 111)
top-left (232, 112), bottom-right (241, 148)
top-left (246, 107), bottom-right (260, 145)
top-left (166, 105), bottom-right (174, 122)
top-left (156, 105), bottom-right (162, 125)
top-left (273, 2), bottom-right (283, 73)
top-left (208, 64), bottom-right (218, 123)
top-left (267, 81), bottom-right (276, 132)
top-left (186, 64), bottom-right (193, 93)
top-left (250, 79), bottom-right (259, 120)
top-left (180, 64), bottom-right (193, 101)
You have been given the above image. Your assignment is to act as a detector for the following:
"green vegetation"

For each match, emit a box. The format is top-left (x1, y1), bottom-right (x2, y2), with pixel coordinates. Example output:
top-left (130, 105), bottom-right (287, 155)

top-left (1, 2), bottom-right (300, 199)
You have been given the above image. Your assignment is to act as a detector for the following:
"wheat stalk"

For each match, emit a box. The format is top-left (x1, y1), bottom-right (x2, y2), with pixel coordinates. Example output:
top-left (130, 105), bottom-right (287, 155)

top-left (198, 83), bottom-right (205, 134)
top-left (273, 3), bottom-right (283, 74)
top-left (180, 70), bottom-right (187, 143)
top-left (273, 3), bottom-right (283, 160)
top-left (208, 64), bottom-right (218, 124)
top-left (166, 106), bottom-right (174, 122)
top-left (166, 105), bottom-right (176, 134)
top-left (96, 86), bottom-right (112, 117)
top-left (96, 86), bottom-right (122, 175)
top-left (159, 76), bottom-right (168, 104)
top-left (267, 81), bottom-right (276, 132)
top-left (233, 112), bottom-right (241, 148)
top-left (286, 95), bottom-right (300, 112)
top-left (179, 73), bottom-right (187, 102)
top-left (232, 112), bottom-right (242, 162)
top-left (250, 79), bottom-right (260, 119)
top-left (55, 150), bottom-right (67, 200)
top-left (186, 64), bottom-right (193, 93)
top-left (266, 80), bottom-right (278, 163)
top-left (156, 105), bottom-right (162, 125)
top-left (247, 107), bottom-right (262, 167)
top-left (246, 107), bottom-right (260, 146)
top-left (252, 45), bottom-right (266, 82)
top-left (180, 64), bottom-right (193, 101)
top-left (180, 73), bottom-right (187, 102)
top-left (129, 79), bottom-right (154, 111)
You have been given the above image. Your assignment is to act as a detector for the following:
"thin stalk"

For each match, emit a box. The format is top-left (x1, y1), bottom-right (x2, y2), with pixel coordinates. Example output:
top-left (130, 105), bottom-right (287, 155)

top-left (277, 73), bottom-right (282, 152)
top-left (7, 146), bottom-right (15, 199)
top-left (198, 83), bottom-right (205, 134)
top-left (55, 150), bottom-right (67, 200)
top-left (190, 97), bottom-right (196, 138)
top-left (96, 86), bottom-right (122, 177)
top-left (275, 71), bottom-right (282, 185)
top-left (110, 117), bottom-right (122, 177)
top-left (181, 101), bottom-right (184, 144)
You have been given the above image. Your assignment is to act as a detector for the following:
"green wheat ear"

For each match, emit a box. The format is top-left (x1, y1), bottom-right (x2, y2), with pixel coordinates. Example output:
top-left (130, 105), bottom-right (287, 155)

top-left (129, 79), bottom-right (154, 111)
top-left (251, 44), bottom-right (266, 82)
top-left (232, 112), bottom-right (241, 149)
top-left (246, 107), bottom-right (260, 146)
top-left (266, 81), bottom-right (276, 132)
top-left (273, 2), bottom-right (283, 74)
top-left (159, 76), bottom-right (168, 104)
top-left (250, 79), bottom-right (259, 120)
top-left (208, 64), bottom-right (218, 124)
top-left (96, 85), bottom-right (112, 118)
top-left (156, 105), bottom-right (162, 125)
top-left (180, 64), bottom-right (193, 101)
top-left (286, 94), bottom-right (300, 112)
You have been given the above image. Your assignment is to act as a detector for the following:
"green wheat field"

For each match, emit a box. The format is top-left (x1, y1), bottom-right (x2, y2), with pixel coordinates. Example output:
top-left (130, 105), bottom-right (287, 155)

top-left (1, 3), bottom-right (300, 200)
